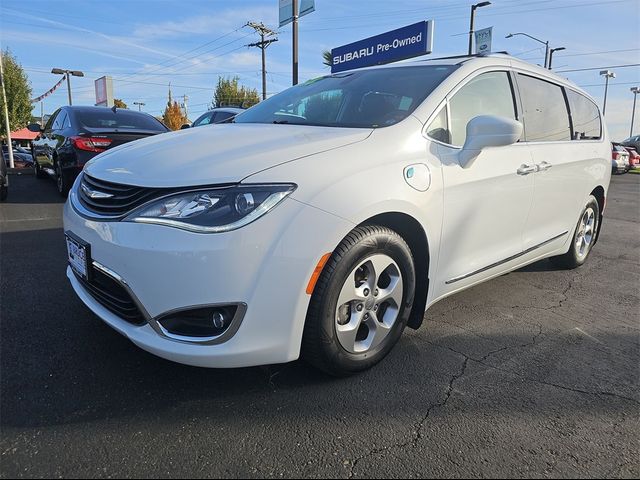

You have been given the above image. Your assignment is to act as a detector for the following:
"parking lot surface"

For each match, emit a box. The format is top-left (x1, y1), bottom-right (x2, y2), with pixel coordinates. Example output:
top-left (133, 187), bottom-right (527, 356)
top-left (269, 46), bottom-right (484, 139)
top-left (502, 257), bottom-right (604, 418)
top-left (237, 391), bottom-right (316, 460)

top-left (1, 173), bottom-right (638, 478)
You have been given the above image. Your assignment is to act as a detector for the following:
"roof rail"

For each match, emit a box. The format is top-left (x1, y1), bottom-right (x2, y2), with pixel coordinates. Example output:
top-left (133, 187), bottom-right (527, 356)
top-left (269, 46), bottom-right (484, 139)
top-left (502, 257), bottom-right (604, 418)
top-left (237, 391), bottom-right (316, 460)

top-left (414, 51), bottom-right (511, 63)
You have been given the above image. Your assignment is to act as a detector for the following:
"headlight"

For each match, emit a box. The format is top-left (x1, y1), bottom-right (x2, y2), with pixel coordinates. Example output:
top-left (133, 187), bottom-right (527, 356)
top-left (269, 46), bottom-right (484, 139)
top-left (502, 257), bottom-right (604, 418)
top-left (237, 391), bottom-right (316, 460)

top-left (124, 184), bottom-right (296, 233)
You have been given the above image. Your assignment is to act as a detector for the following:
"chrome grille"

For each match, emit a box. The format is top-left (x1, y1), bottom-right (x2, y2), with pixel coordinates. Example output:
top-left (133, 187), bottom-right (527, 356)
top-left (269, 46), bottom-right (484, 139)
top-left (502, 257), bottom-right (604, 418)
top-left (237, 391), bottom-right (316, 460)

top-left (78, 174), bottom-right (171, 218)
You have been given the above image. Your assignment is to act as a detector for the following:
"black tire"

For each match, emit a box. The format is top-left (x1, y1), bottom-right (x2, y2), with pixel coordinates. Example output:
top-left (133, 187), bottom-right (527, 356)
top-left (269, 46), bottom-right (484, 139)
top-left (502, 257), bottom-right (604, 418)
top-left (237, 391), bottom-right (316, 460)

top-left (302, 225), bottom-right (416, 376)
top-left (550, 195), bottom-right (600, 269)
top-left (55, 162), bottom-right (72, 197)
top-left (34, 159), bottom-right (47, 179)
top-left (0, 183), bottom-right (7, 201)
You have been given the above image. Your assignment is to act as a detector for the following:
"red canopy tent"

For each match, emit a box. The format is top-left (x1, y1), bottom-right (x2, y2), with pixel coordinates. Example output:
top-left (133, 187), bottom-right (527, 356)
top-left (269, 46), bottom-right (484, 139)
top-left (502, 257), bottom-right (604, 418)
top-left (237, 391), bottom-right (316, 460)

top-left (9, 128), bottom-right (38, 141)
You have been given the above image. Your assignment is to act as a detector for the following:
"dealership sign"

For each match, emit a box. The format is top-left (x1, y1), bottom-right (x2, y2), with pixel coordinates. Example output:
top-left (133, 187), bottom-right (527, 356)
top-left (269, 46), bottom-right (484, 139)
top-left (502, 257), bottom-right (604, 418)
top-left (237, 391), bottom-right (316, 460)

top-left (331, 21), bottom-right (434, 73)
top-left (474, 27), bottom-right (493, 55)
top-left (279, 0), bottom-right (315, 27)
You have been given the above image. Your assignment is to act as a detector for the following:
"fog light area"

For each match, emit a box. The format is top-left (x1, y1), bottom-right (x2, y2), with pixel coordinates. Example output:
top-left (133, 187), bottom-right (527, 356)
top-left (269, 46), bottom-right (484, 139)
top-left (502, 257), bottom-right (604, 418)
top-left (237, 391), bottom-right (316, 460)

top-left (158, 305), bottom-right (238, 338)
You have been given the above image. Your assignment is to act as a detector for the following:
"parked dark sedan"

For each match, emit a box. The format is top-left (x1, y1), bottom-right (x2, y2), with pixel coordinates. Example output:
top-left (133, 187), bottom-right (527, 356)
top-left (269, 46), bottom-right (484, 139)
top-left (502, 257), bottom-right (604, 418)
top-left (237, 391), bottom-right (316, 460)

top-left (29, 106), bottom-right (169, 196)
top-left (2, 145), bottom-right (34, 168)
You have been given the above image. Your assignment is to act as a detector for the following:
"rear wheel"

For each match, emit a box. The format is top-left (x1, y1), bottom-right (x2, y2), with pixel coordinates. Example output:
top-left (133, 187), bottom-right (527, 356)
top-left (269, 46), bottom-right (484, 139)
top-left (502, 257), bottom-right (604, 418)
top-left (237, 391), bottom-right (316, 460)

top-left (55, 163), bottom-right (72, 197)
top-left (550, 195), bottom-right (599, 269)
top-left (302, 225), bottom-right (416, 376)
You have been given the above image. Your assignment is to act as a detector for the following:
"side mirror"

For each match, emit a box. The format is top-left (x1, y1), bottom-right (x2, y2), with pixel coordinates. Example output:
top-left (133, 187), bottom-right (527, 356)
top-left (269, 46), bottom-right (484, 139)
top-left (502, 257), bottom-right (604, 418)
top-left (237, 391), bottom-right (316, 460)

top-left (27, 123), bottom-right (43, 133)
top-left (180, 124), bottom-right (191, 130)
top-left (459, 115), bottom-right (523, 168)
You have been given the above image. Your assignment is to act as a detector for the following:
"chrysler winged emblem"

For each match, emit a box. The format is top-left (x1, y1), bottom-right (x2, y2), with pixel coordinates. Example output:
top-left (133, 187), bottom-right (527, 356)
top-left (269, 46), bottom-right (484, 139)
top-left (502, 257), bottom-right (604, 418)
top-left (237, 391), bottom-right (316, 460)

top-left (81, 183), bottom-right (113, 199)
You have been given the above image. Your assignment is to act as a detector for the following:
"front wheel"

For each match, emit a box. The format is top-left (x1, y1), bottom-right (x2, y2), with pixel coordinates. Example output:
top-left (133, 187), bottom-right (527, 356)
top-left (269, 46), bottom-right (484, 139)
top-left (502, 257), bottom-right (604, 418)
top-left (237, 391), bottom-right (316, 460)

top-left (0, 183), bottom-right (7, 201)
top-left (550, 195), bottom-right (600, 269)
top-left (302, 225), bottom-right (416, 376)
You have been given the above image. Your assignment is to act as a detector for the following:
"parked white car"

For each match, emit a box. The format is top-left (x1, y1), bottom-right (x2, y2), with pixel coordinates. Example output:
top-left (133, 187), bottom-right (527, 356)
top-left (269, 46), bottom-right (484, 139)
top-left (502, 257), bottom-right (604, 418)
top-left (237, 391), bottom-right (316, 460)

top-left (64, 54), bottom-right (610, 375)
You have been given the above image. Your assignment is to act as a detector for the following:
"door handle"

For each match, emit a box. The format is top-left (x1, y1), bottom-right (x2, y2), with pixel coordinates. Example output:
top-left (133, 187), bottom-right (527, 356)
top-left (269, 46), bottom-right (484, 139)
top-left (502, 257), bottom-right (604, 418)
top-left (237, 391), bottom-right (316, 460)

top-left (517, 164), bottom-right (538, 175)
top-left (538, 161), bottom-right (553, 172)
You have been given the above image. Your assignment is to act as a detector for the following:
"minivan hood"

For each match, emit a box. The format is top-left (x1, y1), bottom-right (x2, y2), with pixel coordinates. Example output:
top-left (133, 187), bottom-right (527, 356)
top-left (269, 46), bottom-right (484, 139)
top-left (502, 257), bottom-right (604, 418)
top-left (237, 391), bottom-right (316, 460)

top-left (84, 123), bottom-right (372, 187)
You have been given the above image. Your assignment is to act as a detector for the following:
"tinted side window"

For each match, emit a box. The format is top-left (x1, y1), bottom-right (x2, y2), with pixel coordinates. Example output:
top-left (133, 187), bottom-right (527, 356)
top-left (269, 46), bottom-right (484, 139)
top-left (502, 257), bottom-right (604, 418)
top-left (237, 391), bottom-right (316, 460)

top-left (517, 74), bottom-right (571, 142)
top-left (566, 90), bottom-right (601, 140)
top-left (193, 113), bottom-right (214, 127)
top-left (449, 71), bottom-right (516, 146)
top-left (213, 111), bottom-right (237, 123)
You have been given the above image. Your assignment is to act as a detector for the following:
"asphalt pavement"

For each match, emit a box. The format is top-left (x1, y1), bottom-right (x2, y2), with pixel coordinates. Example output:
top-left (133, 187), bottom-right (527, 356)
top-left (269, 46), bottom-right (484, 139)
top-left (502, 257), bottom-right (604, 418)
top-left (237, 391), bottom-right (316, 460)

top-left (1, 172), bottom-right (638, 478)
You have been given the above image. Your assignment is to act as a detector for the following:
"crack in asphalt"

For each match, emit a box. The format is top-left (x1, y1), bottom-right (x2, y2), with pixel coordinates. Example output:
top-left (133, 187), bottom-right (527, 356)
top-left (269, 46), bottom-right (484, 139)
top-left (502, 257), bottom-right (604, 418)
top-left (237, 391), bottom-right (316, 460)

top-left (346, 356), bottom-right (469, 479)
top-left (427, 342), bottom-right (640, 406)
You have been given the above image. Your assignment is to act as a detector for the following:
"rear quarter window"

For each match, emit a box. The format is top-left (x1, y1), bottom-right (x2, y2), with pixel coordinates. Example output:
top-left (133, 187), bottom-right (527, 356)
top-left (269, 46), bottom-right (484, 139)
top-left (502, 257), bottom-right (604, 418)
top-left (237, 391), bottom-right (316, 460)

top-left (566, 90), bottom-right (601, 140)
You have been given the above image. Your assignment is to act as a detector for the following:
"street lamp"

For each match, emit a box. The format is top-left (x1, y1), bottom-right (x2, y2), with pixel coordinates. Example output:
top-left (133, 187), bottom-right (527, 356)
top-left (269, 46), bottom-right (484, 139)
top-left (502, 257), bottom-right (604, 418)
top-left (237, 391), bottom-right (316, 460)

top-left (133, 101), bottom-right (146, 112)
top-left (630, 87), bottom-right (639, 137)
top-left (548, 46), bottom-right (565, 70)
top-left (600, 70), bottom-right (616, 116)
top-left (468, 2), bottom-right (492, 55)
top-left (506, 32), bottom-right (549, 68)
top-left (51, 68), bottom-right (84, 106)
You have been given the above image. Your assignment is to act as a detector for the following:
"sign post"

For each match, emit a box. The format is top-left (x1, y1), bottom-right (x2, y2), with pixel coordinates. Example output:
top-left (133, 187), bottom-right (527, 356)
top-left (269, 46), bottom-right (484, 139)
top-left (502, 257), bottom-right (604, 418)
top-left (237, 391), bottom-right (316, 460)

top-left (474, 27), bottom-right (492, 55)
top-left (331, 21), bottom-right (434, 74)
top-left (279, 0), bottom-right (315, 85)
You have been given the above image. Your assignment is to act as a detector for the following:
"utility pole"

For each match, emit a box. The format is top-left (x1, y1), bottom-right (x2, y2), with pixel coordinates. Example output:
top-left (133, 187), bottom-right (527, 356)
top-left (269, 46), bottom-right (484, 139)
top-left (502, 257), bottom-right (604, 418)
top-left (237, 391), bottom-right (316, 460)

top-left (181, 94), bottom-right (189, 118)
top-left (133, 101), bottom-right (145, 112)
top-left (630, 87), bottom-right (639, 137)
top-left (247, 22), bottom-right (278, 100)
top-left (600, 70), bottom-right (616, 116)
top-left (0, 50), bottom-right (14, 168)
top-left (293, 0), bottom-right (299, 85)
top-left (468, 2), bottom-right (491, 55)
top-left (51, 68), bottom-right (84, 105)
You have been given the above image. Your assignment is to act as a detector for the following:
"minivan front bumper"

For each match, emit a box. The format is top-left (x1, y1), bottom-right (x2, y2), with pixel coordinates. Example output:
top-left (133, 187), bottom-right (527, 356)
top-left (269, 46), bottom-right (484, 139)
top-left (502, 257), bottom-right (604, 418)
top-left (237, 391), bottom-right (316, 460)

top-left (63, 195), bottom-right (353, 368)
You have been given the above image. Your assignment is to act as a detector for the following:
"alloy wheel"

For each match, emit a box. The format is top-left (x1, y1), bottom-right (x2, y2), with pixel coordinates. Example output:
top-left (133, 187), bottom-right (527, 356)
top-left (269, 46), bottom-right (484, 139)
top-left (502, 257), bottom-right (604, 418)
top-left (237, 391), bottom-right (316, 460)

top-left (575, 207), bottom-right (596, 259)
top-left (334, 254), bottom-right (403, 354)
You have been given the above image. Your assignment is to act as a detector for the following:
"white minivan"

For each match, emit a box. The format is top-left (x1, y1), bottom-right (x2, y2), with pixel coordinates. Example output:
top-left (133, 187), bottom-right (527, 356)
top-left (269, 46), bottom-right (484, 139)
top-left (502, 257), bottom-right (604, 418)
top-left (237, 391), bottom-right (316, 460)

top-left (64, 54), bottom-right (610, 375)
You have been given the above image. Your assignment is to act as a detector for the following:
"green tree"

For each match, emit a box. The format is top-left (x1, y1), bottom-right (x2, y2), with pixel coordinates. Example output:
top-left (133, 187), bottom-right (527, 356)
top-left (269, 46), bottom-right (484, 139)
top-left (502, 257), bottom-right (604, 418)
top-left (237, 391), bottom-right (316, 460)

top-left (113, 98), bottom-right (128, 109)
top-left (0, 49), bottom-right (32, 134)
top-left (213, 76), bottom-right (259, 108)
top-left (322, 50), bottom-right (332, 68)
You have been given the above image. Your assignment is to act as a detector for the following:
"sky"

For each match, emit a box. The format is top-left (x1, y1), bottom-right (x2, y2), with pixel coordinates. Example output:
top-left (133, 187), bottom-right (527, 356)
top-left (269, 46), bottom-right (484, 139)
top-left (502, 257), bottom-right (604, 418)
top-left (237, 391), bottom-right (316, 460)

top-left (1, 0), bottom-right (639, 140)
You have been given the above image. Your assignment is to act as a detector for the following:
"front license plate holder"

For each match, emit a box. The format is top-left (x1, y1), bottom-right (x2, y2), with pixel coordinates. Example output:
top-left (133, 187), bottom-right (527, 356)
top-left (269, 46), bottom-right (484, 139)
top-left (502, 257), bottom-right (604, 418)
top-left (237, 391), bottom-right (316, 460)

top-left (65, 231), bottom-right (91, 282)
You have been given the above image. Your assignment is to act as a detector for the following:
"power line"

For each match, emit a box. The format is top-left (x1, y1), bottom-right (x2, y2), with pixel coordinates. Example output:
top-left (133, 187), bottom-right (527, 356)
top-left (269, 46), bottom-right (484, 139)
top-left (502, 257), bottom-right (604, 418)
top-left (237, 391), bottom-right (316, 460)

top-left (558, 64), bottom-right (640, 73)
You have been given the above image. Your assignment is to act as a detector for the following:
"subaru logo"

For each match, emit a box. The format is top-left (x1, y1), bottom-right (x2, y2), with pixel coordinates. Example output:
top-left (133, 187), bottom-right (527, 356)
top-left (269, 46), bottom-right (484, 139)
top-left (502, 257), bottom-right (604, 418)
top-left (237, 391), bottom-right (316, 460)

top-left (81, 183), bottom-right (113, 199)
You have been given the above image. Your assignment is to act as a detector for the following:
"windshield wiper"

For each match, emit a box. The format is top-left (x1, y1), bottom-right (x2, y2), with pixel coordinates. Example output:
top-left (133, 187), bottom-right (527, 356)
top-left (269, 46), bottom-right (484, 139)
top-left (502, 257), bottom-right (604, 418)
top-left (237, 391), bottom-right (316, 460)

top-left (273, 120), bottom-right (289, 124)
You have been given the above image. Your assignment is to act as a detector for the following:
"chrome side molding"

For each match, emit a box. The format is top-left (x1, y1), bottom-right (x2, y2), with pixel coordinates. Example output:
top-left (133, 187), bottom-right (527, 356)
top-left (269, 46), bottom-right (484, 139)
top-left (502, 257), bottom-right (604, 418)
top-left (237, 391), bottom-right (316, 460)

top-left (446, 231), bottom-right (568, 284)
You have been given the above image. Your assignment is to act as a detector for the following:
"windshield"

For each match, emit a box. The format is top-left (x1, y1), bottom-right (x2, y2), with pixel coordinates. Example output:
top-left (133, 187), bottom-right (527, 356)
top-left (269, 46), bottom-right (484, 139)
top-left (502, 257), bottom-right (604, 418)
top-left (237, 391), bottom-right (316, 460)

top-left (76, 109), bottom-right (168, 131)
top-left (235, 65), bottom-right (458, 128)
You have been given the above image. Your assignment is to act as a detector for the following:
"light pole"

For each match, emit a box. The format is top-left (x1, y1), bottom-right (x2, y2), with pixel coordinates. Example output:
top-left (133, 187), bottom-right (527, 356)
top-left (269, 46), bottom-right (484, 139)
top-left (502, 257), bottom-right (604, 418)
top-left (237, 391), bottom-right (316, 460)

top-left (468, 2), bottom-right (491, 55)
top-left (133, 101), bottom-right (145, 112)
top-left (600, 70), bottom-right (615, 116)
top-left (630, 87), bottom-right (639, 137)
top-left (51, 68), bottom-right (84, 105)
top-left (0, 50), bottom-right (14, 168)
top-left (506, 32), bottom-right (549, 68)
top-left (548, 46), bottom-right (565, 70)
